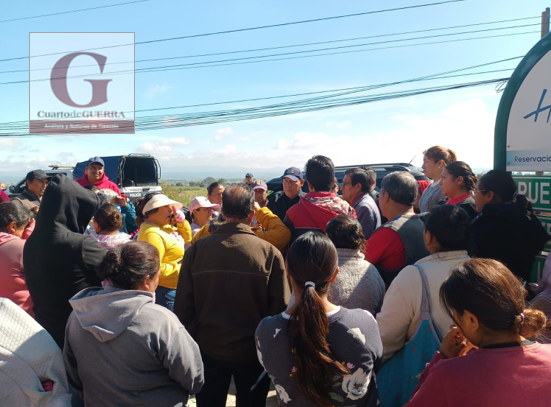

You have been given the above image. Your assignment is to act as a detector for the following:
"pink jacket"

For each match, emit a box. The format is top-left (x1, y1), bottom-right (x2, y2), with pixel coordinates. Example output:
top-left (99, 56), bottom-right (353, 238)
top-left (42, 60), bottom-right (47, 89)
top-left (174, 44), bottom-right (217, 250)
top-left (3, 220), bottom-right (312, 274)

top-left (75, 172), bottom-right (121, 194)
top-left (0, 232), bottom-right (34, 316)
top-left (407, 343), bottom-right (551, 407)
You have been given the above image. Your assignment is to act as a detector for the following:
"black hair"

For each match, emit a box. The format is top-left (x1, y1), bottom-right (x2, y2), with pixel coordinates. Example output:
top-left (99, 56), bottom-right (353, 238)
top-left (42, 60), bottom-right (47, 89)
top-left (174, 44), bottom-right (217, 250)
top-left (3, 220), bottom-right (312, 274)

top-left (94, 203), bottom-right (123, 233)
top-left (96, 241), bottom-right (159, 289)
top-left (445, 161), bottom-right (477, 193)
top-left (305, 155), bottom-right (335, 192)
top-left (345, 168), bottom-right (371, 193)
top-left (478, 170), bottom-right (517, 203)
top-left (207, 181), bottom-right (223, 195)
top-left (441, 258), bottom-right (547, 338)
top-left (380, 171), bottom-right (418, 206)
top-left (359, 166), bottom-right (377, 190)
top-left (0, 202), bottom-right (30, 233)
top-left (286, 232), bottom-right (347, 406)
top-left (222, 186), bottom-right (254, 219)
top-left (326, 215), bottom-right (366, 251)
top-left (424, 205), bottom-right (469, 251)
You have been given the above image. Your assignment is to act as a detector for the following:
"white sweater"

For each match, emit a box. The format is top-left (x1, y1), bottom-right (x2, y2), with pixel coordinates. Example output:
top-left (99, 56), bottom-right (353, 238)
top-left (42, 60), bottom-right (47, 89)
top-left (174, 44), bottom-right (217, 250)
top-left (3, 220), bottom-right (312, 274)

top-left (376, 250), bottom-right (471, 362)
top-left (0, 298), bottom-right (72, 406)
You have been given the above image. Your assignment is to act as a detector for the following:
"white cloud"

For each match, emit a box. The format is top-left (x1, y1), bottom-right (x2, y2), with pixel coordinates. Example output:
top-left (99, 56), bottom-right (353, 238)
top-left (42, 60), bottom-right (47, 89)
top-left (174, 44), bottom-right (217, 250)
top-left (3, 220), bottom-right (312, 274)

top-left (162, 137), bottom-right (190, 146)
top-left (0, 138), bottom-right (22, 147)
top-left (214, 127), bottom-right (235, 141)
top-left (144, 84), bottom-right (173, 99)
top-left (239, 137), bottom-right (250, 142)
top-left (326, 120), bottom-right (351, 128)
top-left (137, 142), bottom-right (172, 154)
top-left (251, 131), bottom-right (266, 136)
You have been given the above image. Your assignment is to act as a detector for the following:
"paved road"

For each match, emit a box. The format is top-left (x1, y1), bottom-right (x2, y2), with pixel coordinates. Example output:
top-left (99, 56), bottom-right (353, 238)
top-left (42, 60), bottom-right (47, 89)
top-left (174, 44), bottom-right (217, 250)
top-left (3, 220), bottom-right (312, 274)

top-left (187, 380), bottom-right (278, 406)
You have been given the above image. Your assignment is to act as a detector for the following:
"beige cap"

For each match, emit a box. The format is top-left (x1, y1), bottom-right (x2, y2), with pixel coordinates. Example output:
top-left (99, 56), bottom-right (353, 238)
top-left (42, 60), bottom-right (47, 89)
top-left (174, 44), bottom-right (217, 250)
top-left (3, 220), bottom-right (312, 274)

top-left (142, 194), bottom-right (183, 215)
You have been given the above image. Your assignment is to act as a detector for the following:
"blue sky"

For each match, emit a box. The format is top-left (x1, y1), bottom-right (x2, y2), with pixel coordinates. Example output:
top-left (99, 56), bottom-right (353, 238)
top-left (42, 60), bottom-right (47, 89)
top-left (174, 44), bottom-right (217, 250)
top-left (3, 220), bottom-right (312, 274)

top-left (0, 0), bottom-right (548, 181)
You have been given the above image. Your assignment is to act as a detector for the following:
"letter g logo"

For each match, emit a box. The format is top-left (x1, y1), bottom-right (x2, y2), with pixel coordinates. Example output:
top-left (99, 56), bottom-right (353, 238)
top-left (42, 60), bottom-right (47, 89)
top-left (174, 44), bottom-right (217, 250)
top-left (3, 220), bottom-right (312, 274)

top-left (50, 52), bottom-right (112, 108)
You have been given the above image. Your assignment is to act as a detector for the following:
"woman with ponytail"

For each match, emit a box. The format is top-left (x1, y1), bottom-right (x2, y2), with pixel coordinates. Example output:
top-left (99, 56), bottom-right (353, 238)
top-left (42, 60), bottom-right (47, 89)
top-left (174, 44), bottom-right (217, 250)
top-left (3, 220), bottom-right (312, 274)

top-left (256, 232), bottom-right (383, 406)
top-left (406, 258), bottom-right (551, 406)
top-left (439, 161), bottom-right (478, 219)
top-left (88, 203), bottom-right (131, 250)
top-left (420, 146), bottom-right (457, 212)
top-left (63, 241), bottom-right (204, 406)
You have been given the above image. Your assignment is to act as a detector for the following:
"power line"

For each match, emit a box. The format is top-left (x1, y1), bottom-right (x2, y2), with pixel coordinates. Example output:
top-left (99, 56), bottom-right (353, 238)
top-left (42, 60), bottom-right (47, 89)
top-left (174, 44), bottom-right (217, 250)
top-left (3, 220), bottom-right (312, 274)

top-left (0, 55), bottom-right (519, 129)
top-left (0, 77), bottom-right (507, 136)
top-left (0, 0), bottom-right (467, 62)
top-left (0, 0), bottom-right (153, 24)
top-left (2, 30), bottom-right (533, 86)
top-left (3, 21), bottom-right (536, 75)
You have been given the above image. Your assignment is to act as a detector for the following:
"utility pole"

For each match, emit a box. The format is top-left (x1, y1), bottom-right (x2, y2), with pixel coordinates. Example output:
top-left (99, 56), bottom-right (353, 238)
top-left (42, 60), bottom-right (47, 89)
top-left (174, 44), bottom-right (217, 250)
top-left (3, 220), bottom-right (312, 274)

top-left (542, 7), bottom-right (550, 39)
top-left (536, 8), bottom-right (550, 176)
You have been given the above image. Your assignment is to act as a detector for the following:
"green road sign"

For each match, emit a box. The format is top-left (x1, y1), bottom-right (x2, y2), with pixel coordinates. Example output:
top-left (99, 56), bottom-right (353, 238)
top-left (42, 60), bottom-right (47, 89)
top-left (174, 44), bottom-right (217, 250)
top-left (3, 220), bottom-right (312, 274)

top-left (538, 216), bottom-right (551, 252)
top-left (514, 176), bottom-right (551, 211)
top-left (531, 253), bottom-right (547, 283)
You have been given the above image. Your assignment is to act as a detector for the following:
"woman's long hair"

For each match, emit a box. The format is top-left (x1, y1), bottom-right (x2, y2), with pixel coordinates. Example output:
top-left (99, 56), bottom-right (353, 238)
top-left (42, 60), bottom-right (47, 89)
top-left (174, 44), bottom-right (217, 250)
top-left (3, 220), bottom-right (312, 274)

top-left (286, 232), bottom-right (348, 406)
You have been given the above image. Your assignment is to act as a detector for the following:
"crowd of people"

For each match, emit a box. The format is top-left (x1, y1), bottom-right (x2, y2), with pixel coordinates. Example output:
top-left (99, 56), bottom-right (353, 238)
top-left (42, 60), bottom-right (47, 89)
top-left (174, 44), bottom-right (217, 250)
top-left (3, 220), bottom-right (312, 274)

top-left (1, 148), bottom-right (551, 407)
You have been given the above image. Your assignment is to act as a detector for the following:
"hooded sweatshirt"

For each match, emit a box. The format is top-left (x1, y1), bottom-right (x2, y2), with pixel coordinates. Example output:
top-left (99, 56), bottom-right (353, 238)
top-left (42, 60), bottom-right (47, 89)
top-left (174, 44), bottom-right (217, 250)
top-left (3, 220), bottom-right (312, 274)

top-left (284, 191), bottom-right (357, 243)
top-left (23, 174), bottom-right (108, 348)
top-left (74, 171), bottom-right (121, 195)
top-left (63, 286), bottom-right (204, 407)
top-left (0, 232), bottom-right (33, 315)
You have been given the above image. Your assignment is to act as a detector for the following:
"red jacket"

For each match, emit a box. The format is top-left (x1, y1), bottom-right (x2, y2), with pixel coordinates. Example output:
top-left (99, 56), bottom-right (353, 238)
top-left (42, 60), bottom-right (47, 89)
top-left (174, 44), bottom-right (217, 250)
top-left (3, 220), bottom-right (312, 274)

top-left (284, 191), bottom-right (356, 243)
top-left (75, 172), bottom-right (120, 194)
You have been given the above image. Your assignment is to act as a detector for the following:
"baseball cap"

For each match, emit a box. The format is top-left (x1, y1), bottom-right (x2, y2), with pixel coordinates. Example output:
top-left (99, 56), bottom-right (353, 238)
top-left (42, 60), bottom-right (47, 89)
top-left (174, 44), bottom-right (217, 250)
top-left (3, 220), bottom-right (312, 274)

top-left (142, 194), bottom-right (183, 215)
top-left (26, 169), bottom-right (51, 181)
top-left (252, 180), bottom-right (268, 191)
top-left (245, 173), bottom-right (253, 178)
top-left (88, 156), bottom-right (105, 166)
top-left (282, 167), bottom-right (303, 182)
top-left (189, 196), bottom-right (221, 213)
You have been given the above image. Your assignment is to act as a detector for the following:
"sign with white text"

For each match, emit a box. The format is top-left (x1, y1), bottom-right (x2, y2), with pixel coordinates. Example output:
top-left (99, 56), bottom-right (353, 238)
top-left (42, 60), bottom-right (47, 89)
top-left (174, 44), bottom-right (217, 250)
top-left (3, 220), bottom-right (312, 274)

top-left (514, 176), bottom-right (551, 211)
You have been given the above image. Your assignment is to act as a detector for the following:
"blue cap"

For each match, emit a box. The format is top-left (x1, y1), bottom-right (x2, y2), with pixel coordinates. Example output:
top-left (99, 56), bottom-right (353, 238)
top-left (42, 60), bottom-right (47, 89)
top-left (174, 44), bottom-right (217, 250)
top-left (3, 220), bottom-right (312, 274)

top-left (88, 156), bottom-right (105, 166)
top-left (245, 173), bottom-right (253, 178)
top-left (282, 167), bottom-right (303, 181)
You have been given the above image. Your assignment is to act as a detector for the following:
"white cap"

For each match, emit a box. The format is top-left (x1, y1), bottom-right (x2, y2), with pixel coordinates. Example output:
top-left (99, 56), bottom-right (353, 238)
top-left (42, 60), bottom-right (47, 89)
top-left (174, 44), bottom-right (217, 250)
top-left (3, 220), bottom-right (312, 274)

top-left (189, 196), bottom-right (221, 213)
top-left (142, 194), bottom-right (183, 215)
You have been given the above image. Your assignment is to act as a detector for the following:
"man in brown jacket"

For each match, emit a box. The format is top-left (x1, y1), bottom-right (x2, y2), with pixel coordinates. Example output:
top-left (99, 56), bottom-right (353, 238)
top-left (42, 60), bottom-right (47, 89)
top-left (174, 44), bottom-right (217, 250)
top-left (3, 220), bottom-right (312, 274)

top-left (174, 185), bottom-right (290, 407)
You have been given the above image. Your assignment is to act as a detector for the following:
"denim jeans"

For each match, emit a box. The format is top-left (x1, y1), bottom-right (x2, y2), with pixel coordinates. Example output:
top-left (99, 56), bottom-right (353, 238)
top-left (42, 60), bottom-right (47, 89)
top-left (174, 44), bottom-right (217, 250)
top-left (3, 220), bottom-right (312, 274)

top-left (155, 285), bottom-right (176, 311)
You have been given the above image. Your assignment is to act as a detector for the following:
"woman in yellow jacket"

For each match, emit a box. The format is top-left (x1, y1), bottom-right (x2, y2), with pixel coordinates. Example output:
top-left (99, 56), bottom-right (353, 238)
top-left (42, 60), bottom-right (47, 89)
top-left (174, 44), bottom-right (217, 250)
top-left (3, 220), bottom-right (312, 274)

top-left (137, 194), bottom-right (191, 311)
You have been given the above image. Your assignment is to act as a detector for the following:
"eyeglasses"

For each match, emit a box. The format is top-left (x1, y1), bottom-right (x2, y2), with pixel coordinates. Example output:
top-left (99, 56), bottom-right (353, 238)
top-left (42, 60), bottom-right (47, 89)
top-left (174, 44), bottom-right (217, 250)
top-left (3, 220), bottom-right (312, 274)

top-left (341, 182), bottom-right (352, 187)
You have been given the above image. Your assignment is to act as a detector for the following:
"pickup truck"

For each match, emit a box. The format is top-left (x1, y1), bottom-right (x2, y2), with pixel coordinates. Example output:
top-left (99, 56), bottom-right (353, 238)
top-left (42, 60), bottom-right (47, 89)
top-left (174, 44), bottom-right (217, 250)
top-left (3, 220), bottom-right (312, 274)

top-left (8, 154), bottom-right (162, 201)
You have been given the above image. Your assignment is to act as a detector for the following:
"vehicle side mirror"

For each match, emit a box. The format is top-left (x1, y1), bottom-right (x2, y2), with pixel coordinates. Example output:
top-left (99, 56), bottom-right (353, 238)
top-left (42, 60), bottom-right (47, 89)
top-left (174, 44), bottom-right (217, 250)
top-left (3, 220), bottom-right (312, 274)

top-left (9, 185), bottom-right (15, 193)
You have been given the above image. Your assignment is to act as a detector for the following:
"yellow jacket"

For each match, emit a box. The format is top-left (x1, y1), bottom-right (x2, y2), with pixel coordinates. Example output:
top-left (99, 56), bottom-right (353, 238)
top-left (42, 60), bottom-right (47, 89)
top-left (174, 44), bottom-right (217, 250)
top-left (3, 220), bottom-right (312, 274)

top-left (138, 220), bottom-right (192, 289)
top-left (191, 207), bottom-right (291, 252)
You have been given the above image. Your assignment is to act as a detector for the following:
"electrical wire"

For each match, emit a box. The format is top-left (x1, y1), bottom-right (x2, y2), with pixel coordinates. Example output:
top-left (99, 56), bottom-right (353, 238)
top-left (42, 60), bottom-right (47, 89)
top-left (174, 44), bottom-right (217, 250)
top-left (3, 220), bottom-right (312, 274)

top-left (2, 30), bottom-right (533, 86)
top-left (0, 0), bottom-right (153, 23)
top-left (0, 0), bottom-right (467, 62)
top-left (0, 77), bottom-right (507, 136)
top-left (3, 21), bottom-right (537, 75)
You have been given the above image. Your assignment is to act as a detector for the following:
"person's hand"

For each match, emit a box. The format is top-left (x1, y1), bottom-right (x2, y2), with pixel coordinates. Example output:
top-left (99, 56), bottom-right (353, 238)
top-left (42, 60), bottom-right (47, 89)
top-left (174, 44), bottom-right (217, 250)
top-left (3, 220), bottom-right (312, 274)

top-left (115, 196), bottom-right (128, 207)
top-left (172, 206), bottom-right (185, 223)
top-left (440, 326), bottom-right (477, 359)
top-left (253, 201), bottom-right (261, 212)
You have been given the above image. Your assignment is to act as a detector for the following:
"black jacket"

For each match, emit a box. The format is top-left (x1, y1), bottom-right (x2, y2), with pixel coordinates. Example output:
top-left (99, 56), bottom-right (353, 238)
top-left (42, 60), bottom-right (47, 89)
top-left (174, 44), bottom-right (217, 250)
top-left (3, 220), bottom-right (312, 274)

top-left (469, 198), bottom-right (549, 282)
top-left (23, 174), bottom-right (108, 348)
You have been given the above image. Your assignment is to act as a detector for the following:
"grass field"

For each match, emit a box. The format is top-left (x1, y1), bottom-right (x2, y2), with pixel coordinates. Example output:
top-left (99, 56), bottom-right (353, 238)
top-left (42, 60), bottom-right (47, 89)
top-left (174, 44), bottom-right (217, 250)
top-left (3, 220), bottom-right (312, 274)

top-left (161, 182), bottom-right (208, 207)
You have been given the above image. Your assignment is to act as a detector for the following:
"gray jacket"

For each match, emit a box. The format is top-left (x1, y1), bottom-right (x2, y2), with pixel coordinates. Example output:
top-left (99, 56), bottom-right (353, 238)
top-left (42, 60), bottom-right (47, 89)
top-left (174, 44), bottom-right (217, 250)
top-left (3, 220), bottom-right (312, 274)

top-left (328, 248), bottom-right (386, 315)
top-left (353, 193), bottom-right (381, 239)
top-left (63, 286), bottom-right (204, 407)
